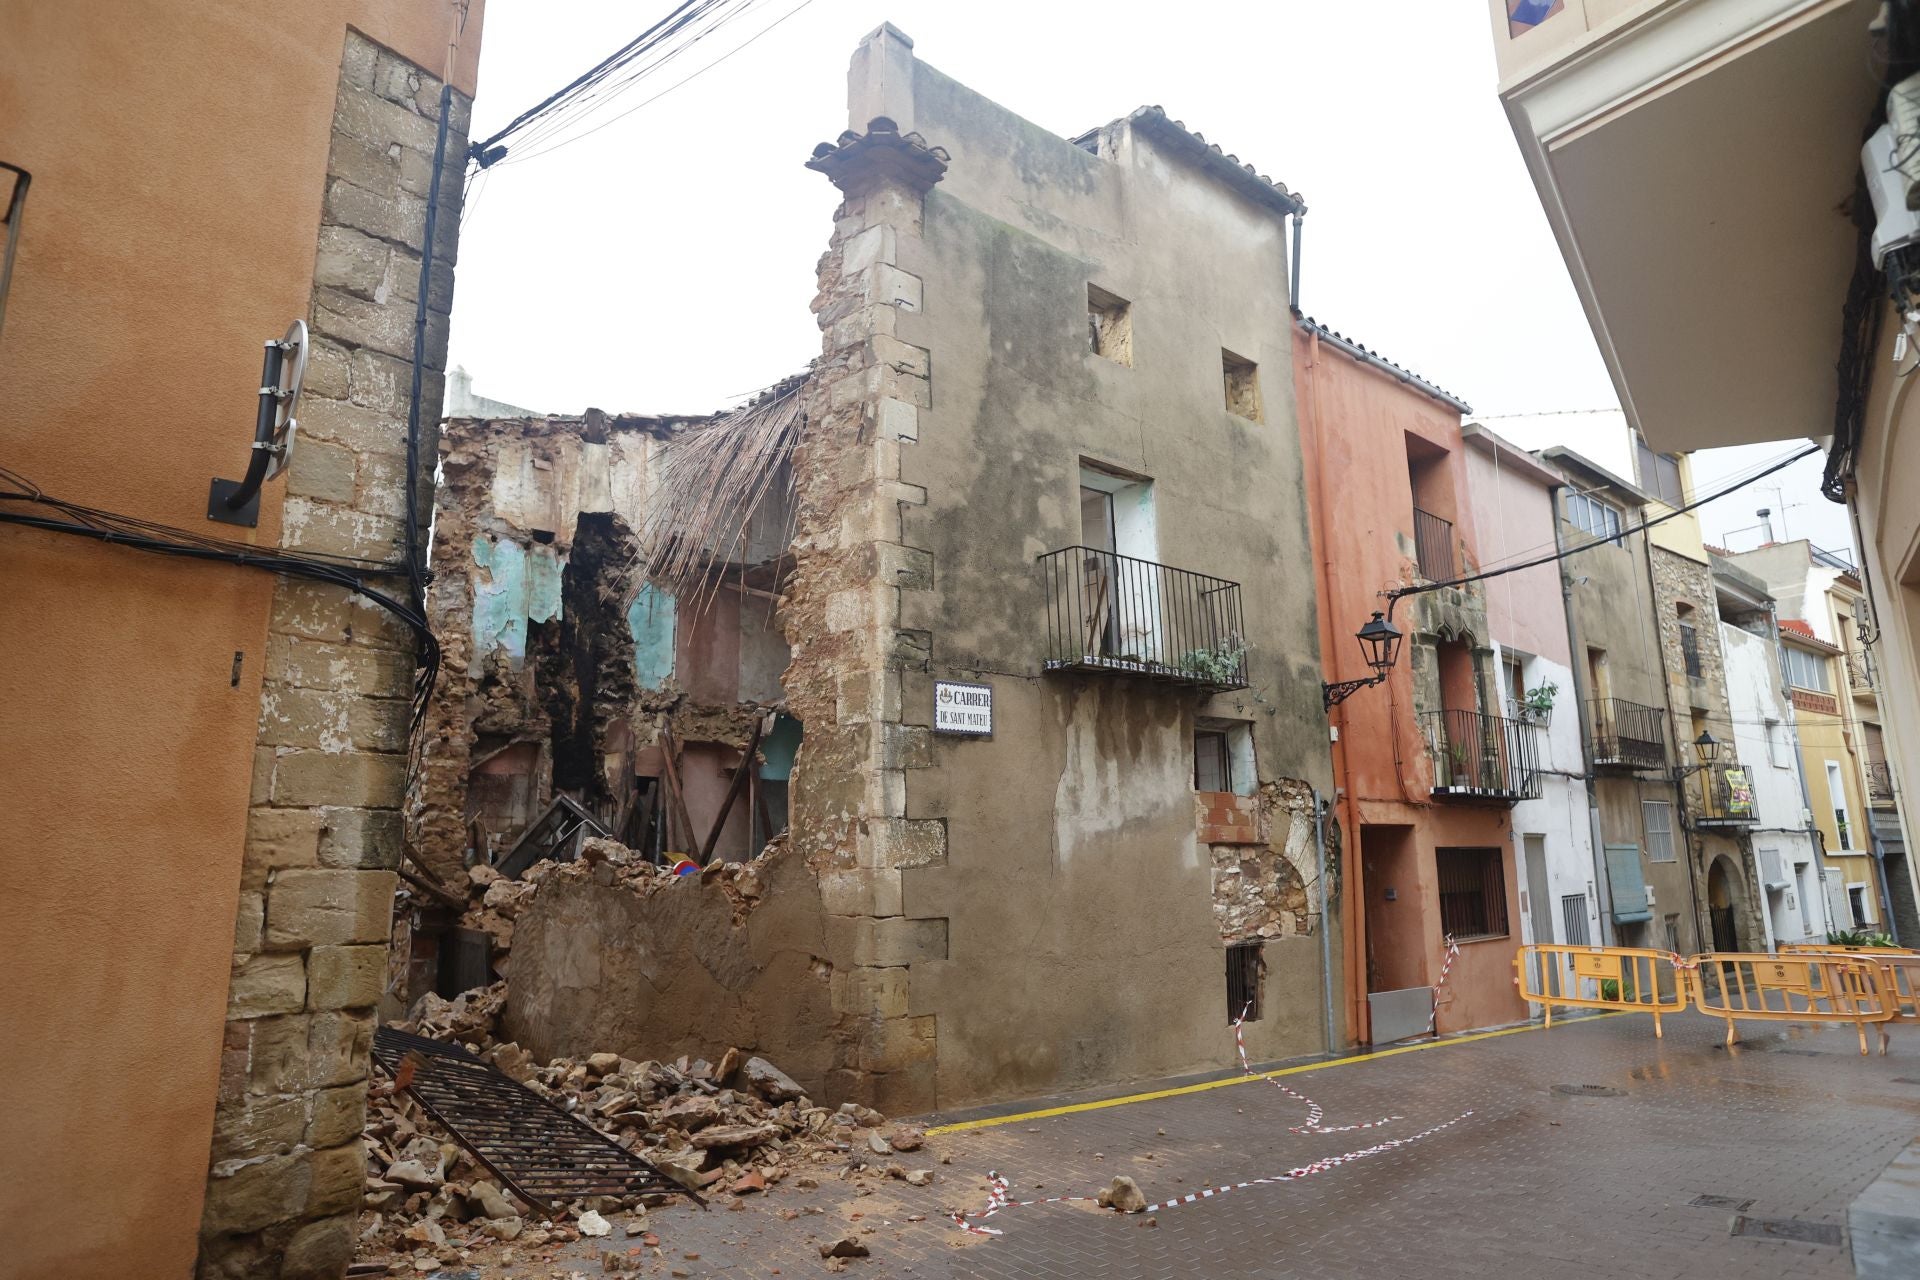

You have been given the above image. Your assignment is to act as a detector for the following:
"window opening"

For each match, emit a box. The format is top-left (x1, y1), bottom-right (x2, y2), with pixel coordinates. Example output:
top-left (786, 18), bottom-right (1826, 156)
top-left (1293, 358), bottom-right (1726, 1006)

top-left (1222, 349), bottom-right (1263, 422)
top-left (1087, 283), bottom-right (1133, 365)
top-left (1437, 847), bottom-right (1509, 940)
top-left (1195, 729), bottom-right (1232, 793)
top-left (1226, 940), bottom-right (1264, 1020)
top-left (1784, 645), bottom-right (1830, 692)
top-left (1634, 433), bottom-right (1685, 506)
top-left (1642, 800), bottom-right (1675, 862)
top-left (1567, 491), bottom-right (1623, 546)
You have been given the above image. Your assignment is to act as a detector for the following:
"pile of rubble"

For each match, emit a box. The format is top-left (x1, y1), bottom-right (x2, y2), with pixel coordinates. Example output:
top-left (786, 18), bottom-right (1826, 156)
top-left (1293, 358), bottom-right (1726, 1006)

top-left (457, 836), bottom-right (781, 971)
top-left (360, 980), bottom-right (938, 1272)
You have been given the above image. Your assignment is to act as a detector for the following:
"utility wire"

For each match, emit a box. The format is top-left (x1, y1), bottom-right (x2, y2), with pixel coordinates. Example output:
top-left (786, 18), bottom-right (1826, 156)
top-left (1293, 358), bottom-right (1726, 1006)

top-left (467, 0), bottom-right (743, 166)
top-left (502, 0), bottom-right (819, 168)
top-left (0, 468), bottom-right (441, 742)
top-left (1388, 445), bottom-right (1823, 616)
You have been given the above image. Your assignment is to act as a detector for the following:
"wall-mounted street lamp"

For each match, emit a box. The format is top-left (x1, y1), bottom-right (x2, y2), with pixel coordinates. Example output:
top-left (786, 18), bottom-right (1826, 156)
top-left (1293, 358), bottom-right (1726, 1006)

top-left (1323, 611), bottom-right (1403, 711)
top-left (1672, 729), bottom-right (1723, 778)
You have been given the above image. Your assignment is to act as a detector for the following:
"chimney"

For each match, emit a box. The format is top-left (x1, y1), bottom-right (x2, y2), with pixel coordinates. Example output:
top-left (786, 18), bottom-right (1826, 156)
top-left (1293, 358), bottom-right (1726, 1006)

top-left (1757, 507), bottom-right (1774, 544)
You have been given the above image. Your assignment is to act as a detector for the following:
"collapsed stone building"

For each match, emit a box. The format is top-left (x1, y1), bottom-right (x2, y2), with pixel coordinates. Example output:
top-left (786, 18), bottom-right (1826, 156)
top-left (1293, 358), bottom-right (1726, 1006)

top-left (401, 25), bottom-right (1343, 1116)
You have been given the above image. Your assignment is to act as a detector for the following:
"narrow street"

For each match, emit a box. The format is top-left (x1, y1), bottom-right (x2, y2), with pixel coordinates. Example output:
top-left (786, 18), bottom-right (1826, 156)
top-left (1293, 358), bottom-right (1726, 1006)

top-left (386, 1013), bottom-right (1920, 1278)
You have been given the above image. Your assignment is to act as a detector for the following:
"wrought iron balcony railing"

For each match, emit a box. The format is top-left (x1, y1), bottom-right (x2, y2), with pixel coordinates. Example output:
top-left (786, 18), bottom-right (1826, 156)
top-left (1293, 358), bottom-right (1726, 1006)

top-left (1693, 767), bottom-right (1757, 826)
top-left (1867, 761), bottom-right (1897, 806)
top-left (1846, 650), bottom-right (1877, 696)
top-left (1588, 697), bottom-right (1667, 769)
top-left (1422, 709), bottom-right (1541, 803)
top-left (1413, 506), bottom-right (1455, 582)
top-left (1038, 546), bottom-right (1248, 691)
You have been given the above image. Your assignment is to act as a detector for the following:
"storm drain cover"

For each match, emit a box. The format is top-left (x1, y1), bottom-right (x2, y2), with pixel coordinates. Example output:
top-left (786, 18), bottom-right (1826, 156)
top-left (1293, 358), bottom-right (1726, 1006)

top-left (1551, 1083), bottom-right (1625, 1097)
top-left (1765, 1048), bottom-right (1826, 1057)
top-left (1730, 1216), bottom-right (1843, 1246)
top-left (1892, 1077), bottom-right (1920, 1085)
top-left (1690, 1194), bottom-right (1755, 1212)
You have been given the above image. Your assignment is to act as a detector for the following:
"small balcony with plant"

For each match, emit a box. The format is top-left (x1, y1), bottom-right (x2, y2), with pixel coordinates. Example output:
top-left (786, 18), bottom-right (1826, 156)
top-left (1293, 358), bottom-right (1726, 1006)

top-left (1421, 708), bottom-right (1541, 804)
top-left (1038, 546), bottom-right (1248, 692)
top-left (1867, 761), bottom-right (1897, 807)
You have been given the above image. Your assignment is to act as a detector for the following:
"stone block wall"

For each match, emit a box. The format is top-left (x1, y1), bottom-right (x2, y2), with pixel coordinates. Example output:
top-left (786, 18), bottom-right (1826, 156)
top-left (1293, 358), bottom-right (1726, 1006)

top-left (1650, 545), bottom-right (1765, 950)
top-left (198, 31), bottom-right (467, 1280)
top-left (781, 120), bottom-right (950, 1114)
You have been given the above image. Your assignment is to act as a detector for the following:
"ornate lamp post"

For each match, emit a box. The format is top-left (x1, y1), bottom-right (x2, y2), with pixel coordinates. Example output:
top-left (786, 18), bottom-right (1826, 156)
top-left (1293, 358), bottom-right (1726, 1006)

top-left (1323, 611), bottom-right (1404, 711)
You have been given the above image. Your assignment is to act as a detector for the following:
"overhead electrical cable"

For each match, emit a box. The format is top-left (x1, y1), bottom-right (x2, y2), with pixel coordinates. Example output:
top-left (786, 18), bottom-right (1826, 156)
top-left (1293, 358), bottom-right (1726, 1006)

top-left (1386, 445), bottom-right (1824, 616)
top-left (466, 0), bottom-right (749, 167)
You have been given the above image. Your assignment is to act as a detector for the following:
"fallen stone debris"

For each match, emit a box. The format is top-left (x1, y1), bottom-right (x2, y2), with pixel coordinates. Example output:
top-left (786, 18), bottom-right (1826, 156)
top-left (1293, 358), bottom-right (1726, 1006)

top-left (358, 886), bottom-right (931, 1273)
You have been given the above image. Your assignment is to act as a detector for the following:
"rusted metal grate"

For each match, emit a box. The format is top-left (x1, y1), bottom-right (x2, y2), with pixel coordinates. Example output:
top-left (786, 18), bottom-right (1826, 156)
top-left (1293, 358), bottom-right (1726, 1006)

top-left (372, 1027), bottom-right (695, 1212)
top-left (1550, 1083), bottom-right (1624, 1098)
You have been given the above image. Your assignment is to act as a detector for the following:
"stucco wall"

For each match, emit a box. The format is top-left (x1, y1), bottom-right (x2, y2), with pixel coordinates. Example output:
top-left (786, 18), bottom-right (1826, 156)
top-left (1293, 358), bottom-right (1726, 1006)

top-left (870, 49), bottom-right (1335, 1104)
top-left (1722, 621), bottom-right (1826, 942)
top-left (0, 5), bottom-right (480, 1278)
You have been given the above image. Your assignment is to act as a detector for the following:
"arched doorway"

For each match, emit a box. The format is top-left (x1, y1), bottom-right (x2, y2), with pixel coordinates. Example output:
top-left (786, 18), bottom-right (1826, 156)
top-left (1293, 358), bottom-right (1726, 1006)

top-left (1707, 857), bottom-right (1742, 952)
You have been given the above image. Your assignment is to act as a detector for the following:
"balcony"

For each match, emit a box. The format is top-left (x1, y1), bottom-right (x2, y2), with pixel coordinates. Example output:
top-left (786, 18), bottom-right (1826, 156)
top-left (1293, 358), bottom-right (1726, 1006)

top-left (1693, 767), bottom-right (1757, 828)
top-left (1412, 506), bottom-right (1454, 582)
top-left (1846, 651), bottom-right (1877, 698)
top-left (1491, 1), bottom-right (1880, 453)
top-left (1421, 709), bottom-right (1541, 804)
top-left (1588, 698), bottom-right (1666, 770)
top-left (1038, 546), bottom-right (1248, 691)
top-left (1867, 762), bottom-right (1897, 807)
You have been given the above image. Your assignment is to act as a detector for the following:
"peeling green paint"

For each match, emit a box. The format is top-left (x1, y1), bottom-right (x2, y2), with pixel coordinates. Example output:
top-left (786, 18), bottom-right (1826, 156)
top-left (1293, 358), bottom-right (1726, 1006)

top-left (760, 713), bottom-right (803, 781)
top-left (526, 545), bottom-right (566, 624)
top-left (472, 535), bottom-right (530, 671)
top-left (628, 584), bottom-right (676, 688)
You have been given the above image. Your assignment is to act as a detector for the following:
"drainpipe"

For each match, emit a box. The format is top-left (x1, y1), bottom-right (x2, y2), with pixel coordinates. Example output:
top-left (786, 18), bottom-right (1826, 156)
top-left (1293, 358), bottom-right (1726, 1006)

top-left (1314, 789), bottom-right (1336, 1055)
top-left (1301, 328), bottom-right (1367, 1045)
top-left (1554, 486), bottom-right (1615, 945)
top-left (1288, 210), bottom-right (1305, 311)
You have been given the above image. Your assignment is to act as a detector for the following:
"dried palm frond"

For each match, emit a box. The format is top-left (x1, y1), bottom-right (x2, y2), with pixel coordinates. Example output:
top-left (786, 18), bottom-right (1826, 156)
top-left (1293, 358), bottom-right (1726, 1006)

top-left (630, 372), bottom-right (808, 614)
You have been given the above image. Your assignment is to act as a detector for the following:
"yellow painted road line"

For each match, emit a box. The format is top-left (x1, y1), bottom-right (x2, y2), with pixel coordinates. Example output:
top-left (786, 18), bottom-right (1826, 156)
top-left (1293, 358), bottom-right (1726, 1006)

top-left (927, 1014), bottom-right (1625, 1135)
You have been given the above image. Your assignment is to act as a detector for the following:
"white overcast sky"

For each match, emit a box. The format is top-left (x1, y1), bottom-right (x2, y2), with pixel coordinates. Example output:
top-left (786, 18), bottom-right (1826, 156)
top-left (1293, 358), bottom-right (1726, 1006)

top-left (448, 0), bottom-right (1853, 557)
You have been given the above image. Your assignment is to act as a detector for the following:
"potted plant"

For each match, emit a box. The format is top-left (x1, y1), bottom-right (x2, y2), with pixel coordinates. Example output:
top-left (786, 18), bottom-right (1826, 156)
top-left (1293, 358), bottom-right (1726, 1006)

top-left (1520, 681), bottom-right (1558, 727)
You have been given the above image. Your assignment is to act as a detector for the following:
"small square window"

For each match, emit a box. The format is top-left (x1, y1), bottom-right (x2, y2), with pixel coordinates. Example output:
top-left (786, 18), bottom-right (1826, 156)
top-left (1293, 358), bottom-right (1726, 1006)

top-left (1195, 729), bottom-right (1232, 793)
top-left (1194, 719), bottom-right (1256, 796)
top-left (1435, 847), bottom-right (1509, 941)
top-left (1226, 940), bottom-right (1264, 1021)
top-left (1222, 349), bottom-right (1263, 422)
top-left (1088, 284), bottom-right (1133, 365)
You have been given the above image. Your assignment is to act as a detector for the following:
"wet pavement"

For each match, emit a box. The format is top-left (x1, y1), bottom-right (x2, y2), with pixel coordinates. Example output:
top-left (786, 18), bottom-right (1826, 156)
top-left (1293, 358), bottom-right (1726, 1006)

top-left (367, 1010), bottom-right (1920, 1278)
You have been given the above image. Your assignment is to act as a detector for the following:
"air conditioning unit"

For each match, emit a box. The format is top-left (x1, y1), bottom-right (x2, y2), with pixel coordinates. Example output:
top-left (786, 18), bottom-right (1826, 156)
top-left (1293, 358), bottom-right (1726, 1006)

top-left (1863, 121), bottom-right (1920, 268)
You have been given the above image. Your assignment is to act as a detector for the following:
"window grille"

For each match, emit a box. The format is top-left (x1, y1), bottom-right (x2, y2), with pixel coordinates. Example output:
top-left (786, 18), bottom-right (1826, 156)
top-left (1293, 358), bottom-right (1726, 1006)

top-left (1437, 847), bottom-right (1509, 940)
top-left (1679, 622), bottom-right (1702, 678)
top-left (1560, 893), bottom-right (1591, 947)
top-left (1226, 940), bottom-right (1263, 1021)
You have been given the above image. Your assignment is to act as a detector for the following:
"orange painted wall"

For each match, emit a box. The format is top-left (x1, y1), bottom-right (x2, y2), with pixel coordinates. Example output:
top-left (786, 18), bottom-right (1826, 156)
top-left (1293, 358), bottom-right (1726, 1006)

top-left (0, 4), bottom-right (481, 1276)
top-left (1293, 326), bottom-right (1527, 1039)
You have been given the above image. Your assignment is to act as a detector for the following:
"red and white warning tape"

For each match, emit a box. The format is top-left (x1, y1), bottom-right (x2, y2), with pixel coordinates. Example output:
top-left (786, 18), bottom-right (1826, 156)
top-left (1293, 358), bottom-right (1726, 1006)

top-left (1424, 933), bottom-right (1461, 1035)
top-left (1234, 1007), bottom-right (1399, 1134)
top-left (950, 1009), bottom-right (1473, 1238)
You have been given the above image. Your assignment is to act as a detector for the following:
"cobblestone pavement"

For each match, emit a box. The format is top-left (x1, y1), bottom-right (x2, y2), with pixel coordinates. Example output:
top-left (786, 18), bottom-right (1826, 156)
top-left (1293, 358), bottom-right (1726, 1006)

top-left (384, 1012), bottom-right (1920, 1279)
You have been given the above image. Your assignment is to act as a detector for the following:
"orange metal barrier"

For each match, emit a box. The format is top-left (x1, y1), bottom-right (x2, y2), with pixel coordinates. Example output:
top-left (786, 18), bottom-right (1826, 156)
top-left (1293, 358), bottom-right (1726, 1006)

top-left (1777, 948), bottom-right (1920, 1053)
top-left (1688, 952), bottom-right (1896, 1055)
top-left (1512, 945), bottom-right (1688, 1037)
